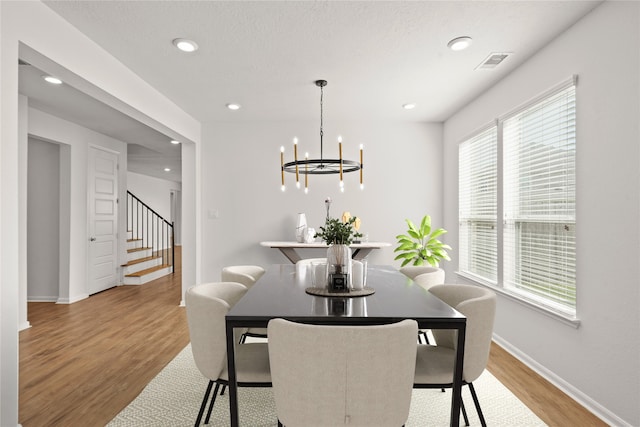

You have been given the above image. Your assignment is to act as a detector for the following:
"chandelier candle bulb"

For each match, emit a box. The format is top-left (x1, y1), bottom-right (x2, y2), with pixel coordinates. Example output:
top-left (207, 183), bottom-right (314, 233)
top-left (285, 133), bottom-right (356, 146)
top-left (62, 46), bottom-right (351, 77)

top-left (338, 140), bottom-right (343, 181)
top-left (293, 138), bottom-right (299, 185)
top-left (280, 146), bottom-right (285, 189)
top-left (305, 153), bottom-right (309, 192)
top-left (359, 144), bottom-right (363, 186)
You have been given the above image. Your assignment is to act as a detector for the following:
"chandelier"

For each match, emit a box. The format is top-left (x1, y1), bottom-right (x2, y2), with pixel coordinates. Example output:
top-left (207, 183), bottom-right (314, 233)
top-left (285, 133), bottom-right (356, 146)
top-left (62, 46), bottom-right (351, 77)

top-left (280, 80), bottom-right (363, 193)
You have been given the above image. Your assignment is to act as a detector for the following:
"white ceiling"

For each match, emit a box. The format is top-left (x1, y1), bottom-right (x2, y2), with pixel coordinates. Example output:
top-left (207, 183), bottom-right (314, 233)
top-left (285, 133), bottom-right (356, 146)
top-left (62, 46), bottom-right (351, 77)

top-left (21, 1), bottom-right (601, 181)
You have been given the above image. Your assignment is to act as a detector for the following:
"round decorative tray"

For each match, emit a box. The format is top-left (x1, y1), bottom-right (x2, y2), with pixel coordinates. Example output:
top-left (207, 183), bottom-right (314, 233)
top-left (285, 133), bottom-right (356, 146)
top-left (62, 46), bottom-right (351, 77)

top-left (305, 287), bottom-right (375, 297)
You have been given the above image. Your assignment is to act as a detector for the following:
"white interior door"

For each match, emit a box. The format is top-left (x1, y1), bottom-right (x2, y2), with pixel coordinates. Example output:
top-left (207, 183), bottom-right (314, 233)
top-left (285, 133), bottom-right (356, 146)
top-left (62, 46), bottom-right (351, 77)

top-left (88, 147), bottom-right (119, 295)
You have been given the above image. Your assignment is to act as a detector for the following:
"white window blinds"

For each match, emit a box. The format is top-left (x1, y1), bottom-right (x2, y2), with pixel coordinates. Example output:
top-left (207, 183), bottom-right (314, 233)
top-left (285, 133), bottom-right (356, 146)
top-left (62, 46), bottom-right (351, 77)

top-left (502, 83), bottom-right (576, 311)
top-left (459, 126), bottom-right (498, 283)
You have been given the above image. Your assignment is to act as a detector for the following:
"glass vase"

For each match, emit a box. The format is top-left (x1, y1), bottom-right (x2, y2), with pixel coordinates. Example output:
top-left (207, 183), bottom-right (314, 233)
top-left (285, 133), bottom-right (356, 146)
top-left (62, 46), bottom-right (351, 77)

top-left (327, 244), bottom-right (352, 292)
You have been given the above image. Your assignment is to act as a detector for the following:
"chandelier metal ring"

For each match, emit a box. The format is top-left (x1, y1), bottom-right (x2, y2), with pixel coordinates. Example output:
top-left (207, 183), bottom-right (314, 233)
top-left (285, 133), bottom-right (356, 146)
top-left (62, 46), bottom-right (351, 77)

top-left (283, 159), bottom-right (361, 175)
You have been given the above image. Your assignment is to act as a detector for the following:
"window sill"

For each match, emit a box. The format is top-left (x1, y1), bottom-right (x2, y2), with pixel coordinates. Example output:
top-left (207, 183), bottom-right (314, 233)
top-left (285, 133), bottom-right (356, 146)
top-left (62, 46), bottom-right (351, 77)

top-left (455, 271), bottom-right (581, 329)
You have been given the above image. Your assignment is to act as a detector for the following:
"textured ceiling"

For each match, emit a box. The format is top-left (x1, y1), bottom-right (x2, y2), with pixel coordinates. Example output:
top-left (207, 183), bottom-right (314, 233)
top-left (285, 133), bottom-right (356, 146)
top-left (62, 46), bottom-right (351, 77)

top-left (21, 1), bottom-right (601, 181)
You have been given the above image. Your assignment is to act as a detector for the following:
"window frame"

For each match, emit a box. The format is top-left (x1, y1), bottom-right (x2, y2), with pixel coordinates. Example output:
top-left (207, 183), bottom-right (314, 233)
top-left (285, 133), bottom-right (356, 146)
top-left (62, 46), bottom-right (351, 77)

top-left (457, 76), bottom-right (580, 327)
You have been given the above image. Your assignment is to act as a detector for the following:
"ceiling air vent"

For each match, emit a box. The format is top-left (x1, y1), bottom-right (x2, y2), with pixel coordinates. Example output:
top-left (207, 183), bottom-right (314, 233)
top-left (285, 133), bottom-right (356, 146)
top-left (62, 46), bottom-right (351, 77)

top-left (476, 52), bottom-right (511, 70)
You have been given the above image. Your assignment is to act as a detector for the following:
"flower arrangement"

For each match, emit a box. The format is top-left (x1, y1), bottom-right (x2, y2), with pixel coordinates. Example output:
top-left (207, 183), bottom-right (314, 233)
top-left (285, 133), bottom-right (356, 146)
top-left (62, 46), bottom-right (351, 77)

top-left (315, 212), bottom-right (363, 245)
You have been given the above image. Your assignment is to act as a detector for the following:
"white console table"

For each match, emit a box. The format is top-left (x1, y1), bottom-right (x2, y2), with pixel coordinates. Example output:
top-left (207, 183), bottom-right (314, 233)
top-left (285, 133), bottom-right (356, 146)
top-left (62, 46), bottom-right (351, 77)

top-left (260, 241), bottom-right (392, 264)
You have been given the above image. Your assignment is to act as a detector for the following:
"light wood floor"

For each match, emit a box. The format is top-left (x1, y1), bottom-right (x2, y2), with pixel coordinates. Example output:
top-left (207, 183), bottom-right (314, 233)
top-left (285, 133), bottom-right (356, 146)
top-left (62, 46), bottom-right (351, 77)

top-left (19, 248), bottom-right (605, 426)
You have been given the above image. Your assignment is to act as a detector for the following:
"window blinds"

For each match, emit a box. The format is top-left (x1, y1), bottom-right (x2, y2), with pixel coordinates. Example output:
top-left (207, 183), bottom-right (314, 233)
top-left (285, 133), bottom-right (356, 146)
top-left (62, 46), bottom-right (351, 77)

top-left (459, 126), bottom-right (498, 283)
top-left (502, 84), bottom-right (576, 311)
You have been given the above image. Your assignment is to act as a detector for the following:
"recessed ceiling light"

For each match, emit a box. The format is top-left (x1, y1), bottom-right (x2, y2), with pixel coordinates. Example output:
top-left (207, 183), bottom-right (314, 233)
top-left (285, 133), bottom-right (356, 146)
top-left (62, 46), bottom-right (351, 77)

top-left (170, 140), bottom-right (180, 145)
top-left (447, 36), bottom-right (473, 51)
top-left (172, 38), bottom-right (198, 53)
top-left (164, 168), bottom-right (171, 172)
top-left (43, 75), bottom-right (63, 85)
top-left (402, 103), bottom-right (416, 110)
top-left (226, 103), bottom-right (241, 111)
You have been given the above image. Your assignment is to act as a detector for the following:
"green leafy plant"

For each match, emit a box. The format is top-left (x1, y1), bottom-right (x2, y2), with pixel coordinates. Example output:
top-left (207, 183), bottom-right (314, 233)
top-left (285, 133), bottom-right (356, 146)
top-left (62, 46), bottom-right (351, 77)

top-left (315, 216), bottom-right (363, 245)
top-left (394, 215), bottom-right (451, 267)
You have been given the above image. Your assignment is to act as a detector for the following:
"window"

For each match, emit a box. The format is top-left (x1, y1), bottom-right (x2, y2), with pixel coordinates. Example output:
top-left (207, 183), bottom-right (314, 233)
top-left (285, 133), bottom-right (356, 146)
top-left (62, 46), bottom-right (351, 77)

top-left (459, 126), bottom-right (498, 283)
top-left (459, 78), bottom-right (577, 316)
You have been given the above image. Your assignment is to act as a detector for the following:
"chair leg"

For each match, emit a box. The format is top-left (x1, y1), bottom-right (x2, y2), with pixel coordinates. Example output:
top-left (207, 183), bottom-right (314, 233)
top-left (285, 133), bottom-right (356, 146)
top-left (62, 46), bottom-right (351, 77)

top-left (422, 330), bottom-right (431, 345)
top-left (469, 382), bottom-right (487, 427)
top-left (220, 385), bottom-right (226, 395)
top-left (204, 382), bottom-right (220, 424)
top-left (195, 380), bottom-right (214, 427)
top-left (460, 396), bottom-right (470, 426)
top-left (417, 330), bottom-right (431, 345)
top-left (277, 420), bottom-right (283, 427)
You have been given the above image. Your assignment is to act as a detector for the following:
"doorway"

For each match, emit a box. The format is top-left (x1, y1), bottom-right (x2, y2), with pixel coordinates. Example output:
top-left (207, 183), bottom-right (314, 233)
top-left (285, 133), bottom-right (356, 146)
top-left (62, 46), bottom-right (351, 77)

top-left (27, 137), bottom-right (61, 302)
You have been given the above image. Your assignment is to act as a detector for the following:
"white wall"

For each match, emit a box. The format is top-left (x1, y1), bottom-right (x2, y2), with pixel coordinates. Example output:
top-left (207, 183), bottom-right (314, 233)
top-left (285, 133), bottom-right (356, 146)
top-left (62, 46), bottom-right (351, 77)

top-left (27, 137), bottom-right (61, 302)
top-left (442, 2), bottom-right (639, 425)
top-left (200, 120), bottom-right (444, 282)
top-left (1, 3), bottom-right (200, 423)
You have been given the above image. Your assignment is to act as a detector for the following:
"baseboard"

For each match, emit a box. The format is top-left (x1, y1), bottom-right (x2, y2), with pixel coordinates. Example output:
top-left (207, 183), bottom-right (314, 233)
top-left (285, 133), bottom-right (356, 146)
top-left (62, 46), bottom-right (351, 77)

top-left (492, 333), bottom-right (631, 427)
top-left (27, 296), bottom-right (58, 302)
top-left (56, 293), bottom-right (89, 304)
top-left (19, 321), bottom-right (31, 331)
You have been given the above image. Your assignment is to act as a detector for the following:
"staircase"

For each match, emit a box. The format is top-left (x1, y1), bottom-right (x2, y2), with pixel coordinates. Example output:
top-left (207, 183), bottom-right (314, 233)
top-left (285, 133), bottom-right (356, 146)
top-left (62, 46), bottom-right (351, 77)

top-left (122, 191), bottom-right (174, 285)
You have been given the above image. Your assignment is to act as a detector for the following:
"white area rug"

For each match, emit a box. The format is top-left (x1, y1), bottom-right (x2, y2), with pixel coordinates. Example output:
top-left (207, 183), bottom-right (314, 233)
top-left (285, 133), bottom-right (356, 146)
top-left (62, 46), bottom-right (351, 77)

top-left (108, 344), bottom-right (546, 426)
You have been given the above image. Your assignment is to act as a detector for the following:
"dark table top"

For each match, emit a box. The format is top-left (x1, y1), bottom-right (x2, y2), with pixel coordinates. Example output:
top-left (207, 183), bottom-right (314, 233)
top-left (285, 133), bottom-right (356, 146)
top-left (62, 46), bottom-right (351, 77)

top-left (226, 264), bottom-right (465, 328)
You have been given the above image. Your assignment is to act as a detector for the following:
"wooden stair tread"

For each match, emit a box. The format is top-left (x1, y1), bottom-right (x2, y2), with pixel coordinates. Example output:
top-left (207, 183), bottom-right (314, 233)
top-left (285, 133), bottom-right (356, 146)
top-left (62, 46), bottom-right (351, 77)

top-left (125, 264), bottom-right (170, 277)
top-left (127, 247), bottom-right (151, 253)
top-left (121, 256), bottom-right (160, 267)
top-left (127, 238), bottom-right (142, 242)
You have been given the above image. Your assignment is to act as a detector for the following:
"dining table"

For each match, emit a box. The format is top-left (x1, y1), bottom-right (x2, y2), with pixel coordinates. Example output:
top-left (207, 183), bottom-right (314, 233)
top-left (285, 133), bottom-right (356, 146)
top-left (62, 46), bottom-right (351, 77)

top-left (225, 263), bottom-right (467, 427)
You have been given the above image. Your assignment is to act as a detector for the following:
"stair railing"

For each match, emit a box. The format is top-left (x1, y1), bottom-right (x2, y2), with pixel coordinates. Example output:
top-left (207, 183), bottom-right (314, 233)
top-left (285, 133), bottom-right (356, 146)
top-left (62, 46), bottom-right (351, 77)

top-left (127, 191), bottom-right (175, 273)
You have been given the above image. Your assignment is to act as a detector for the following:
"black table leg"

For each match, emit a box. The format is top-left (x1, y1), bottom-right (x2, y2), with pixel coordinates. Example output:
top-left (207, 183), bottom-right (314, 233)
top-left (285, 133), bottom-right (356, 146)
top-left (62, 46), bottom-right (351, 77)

top-left (450, 322), bottom-right (466, 426)
top-left (226, 321), bottom-right (239, 427)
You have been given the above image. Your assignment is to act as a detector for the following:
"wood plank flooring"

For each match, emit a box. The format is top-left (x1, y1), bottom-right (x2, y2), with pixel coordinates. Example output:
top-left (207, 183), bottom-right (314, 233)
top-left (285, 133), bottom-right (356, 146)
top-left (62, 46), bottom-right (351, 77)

top-left (19, 248), bottom-right (188, 427)
top-left (19, 248), bottom-right (604, 426)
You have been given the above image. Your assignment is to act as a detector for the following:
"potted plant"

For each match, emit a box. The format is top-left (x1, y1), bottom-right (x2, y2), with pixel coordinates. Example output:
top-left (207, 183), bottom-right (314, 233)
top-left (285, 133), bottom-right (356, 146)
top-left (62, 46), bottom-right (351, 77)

top-left (394, 215), bottom-right (451, 267)
top-left (315, 215), bottom-right (362, 292)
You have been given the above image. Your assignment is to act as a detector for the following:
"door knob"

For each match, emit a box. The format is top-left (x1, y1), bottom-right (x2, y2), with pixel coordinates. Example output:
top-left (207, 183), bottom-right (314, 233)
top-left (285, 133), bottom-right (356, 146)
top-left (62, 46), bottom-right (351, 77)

top-left (90, 237), bottom-right (96, 242)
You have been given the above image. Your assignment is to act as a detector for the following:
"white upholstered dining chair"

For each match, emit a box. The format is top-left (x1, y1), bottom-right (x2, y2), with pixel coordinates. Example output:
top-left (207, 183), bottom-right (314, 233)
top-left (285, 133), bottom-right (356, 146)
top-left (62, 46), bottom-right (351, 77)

top-left (185, 282), bottom-right (272, 426)
top-left (221, 265), bottom-right (267, 341)
top-left (399, 265), bottom-right (445, 282)
top-left (221, 265), bottom-right (265, 288)
top-left (268, 318), bottom-right (418, 427)
top-left (413, 284), bottom-right (496, 427)
top-left (399, 266), bottom-right (445, 344)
